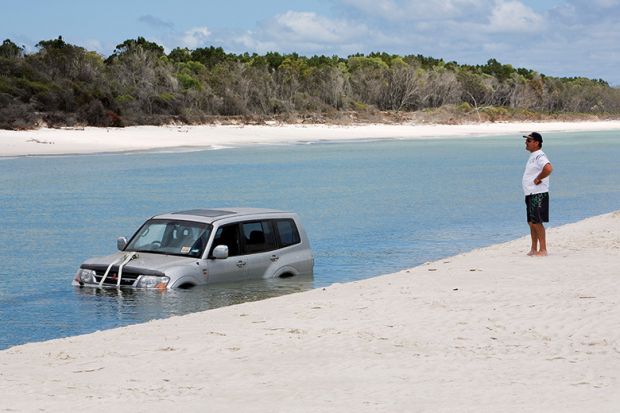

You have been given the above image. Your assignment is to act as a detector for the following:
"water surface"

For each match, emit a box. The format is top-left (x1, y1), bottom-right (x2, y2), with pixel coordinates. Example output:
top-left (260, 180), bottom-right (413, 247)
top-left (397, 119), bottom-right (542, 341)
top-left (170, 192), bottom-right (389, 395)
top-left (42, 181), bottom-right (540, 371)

top-left (1, 130), bottom-right (619, 349)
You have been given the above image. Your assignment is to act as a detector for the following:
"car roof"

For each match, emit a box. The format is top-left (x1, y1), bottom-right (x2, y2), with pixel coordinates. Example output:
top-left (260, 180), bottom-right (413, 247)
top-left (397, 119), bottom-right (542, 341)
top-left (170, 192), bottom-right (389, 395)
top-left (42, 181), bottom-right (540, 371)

top-left (151, 208), bottom-right (290, 224)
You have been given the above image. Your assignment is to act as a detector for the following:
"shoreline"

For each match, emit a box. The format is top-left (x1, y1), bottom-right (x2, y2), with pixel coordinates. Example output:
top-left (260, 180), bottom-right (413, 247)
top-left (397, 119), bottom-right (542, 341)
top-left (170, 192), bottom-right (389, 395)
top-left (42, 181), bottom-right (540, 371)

top-left (1, 211), bottom-right (619, 411)
top-left (2, 120), bottom-right (620, 157)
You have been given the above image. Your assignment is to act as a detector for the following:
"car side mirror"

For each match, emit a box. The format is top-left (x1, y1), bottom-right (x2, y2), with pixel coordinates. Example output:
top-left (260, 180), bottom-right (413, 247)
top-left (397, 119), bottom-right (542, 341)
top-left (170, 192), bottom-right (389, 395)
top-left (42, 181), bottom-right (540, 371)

top-left (212, 245), bottom-right (229, 259)
top-left (117, 237), bottom-right (128, 251)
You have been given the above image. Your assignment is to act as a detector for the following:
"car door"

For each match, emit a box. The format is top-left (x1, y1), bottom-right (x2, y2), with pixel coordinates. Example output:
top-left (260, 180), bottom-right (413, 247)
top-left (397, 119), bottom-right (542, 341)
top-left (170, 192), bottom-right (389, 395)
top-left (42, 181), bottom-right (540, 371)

top-left (240, 220), bottom-right (279, 279)
top-left (205, 223), bottom-right (247, 283)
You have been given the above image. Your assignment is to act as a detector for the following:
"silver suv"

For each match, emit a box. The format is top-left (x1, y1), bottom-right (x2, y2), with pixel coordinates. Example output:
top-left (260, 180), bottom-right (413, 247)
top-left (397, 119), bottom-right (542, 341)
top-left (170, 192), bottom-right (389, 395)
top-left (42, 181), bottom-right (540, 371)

top-left (73, 208), bottom-right (314, 289)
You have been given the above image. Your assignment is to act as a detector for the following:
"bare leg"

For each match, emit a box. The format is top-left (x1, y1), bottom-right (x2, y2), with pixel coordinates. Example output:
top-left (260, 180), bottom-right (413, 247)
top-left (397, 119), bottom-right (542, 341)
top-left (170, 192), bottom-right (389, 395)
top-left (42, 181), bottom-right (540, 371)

top-left (527, 222), bottom-right (537, 255)
top-left (533, 223), bottom-right (547, 256)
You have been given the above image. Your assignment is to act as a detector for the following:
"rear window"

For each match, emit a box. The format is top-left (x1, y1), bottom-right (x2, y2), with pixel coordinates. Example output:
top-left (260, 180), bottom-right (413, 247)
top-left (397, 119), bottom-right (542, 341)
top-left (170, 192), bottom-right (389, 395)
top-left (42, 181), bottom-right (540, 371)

top-left (275, 219), bottom-right (301, 247)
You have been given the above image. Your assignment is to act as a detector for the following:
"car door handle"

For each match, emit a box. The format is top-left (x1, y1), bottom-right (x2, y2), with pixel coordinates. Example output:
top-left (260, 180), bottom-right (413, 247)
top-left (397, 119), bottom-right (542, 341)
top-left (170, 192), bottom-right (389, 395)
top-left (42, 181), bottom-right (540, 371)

top-left (236, 260), bottom-right (246, 268)
top-left (270, 255), bottom-right (279, 262)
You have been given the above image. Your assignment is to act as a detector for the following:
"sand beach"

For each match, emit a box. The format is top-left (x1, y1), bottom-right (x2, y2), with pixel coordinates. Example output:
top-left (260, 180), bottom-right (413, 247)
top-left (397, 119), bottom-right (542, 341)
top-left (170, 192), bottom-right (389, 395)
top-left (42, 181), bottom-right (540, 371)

top-left (1, 121), bottom-right (619, 411)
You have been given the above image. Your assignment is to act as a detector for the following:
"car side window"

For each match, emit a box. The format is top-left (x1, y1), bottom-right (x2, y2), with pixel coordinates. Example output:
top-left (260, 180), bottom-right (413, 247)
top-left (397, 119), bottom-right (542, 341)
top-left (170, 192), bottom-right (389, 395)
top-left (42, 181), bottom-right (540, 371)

top-left (210, 224), bottom-right (241, 257)
top-left (275, 219), bottom-right (301, 247)
top-left (242, 221), bottom-right (277, 254)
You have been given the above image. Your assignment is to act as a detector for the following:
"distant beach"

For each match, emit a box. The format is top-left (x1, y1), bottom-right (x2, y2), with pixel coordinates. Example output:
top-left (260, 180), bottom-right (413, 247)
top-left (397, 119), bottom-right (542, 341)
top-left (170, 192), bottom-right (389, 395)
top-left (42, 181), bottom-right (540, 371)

top-left (2, 120), bottom-right (620, 157)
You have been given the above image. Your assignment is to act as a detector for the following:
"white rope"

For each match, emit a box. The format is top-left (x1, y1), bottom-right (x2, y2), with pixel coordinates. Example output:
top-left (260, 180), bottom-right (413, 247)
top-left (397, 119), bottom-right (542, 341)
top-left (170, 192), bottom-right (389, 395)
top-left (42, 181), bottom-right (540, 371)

top-left (116, 252), bottom-right (138, 287)
top-left (98, 252), bottom-right (138, 288)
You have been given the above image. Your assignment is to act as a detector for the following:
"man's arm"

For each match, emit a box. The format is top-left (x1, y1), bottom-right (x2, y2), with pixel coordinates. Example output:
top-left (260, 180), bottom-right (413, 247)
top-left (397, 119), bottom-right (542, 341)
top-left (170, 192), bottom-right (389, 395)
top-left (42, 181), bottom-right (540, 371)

top-left (534, 163), bottom-right (553, 185)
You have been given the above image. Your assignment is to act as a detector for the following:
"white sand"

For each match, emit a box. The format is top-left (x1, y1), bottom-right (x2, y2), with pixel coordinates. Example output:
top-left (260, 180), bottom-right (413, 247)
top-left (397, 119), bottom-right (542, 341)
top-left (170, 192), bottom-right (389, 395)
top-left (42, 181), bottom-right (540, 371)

top-left (1, 211), bottom-right (619, 412)
top-left (2, 120), bottom-right (620, 157)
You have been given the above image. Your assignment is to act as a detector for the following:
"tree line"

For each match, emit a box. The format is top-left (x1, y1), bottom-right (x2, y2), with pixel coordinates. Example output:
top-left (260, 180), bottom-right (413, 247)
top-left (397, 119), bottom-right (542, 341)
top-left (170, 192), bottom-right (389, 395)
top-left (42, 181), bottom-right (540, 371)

top-left (1, 36), bottom-right (619, 129)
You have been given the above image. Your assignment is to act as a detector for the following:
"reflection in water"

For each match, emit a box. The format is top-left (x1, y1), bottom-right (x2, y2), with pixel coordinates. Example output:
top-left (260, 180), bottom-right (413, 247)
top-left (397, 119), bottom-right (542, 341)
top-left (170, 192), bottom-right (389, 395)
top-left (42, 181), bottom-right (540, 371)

top-left (72, 275), bottom-right (314, 325)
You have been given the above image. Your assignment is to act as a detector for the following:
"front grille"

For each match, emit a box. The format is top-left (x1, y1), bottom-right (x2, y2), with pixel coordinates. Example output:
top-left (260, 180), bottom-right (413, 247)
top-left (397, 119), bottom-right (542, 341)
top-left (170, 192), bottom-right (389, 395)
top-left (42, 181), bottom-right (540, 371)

top-left (93, 269), bottom-right (140, 287)
top-left (81, 264), bottom-right (165, 288)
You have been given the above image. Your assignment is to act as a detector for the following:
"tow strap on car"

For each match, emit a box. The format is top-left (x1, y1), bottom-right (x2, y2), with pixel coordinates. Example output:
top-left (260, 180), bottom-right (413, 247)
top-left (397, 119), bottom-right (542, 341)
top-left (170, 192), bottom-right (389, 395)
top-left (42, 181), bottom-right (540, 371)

top-left (98, 252), bottom-right (138, 288)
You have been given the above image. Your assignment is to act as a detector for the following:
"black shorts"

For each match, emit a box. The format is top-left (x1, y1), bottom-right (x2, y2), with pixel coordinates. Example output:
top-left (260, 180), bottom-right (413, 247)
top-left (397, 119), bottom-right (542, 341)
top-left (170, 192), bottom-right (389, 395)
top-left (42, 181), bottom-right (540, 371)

top-left (525, 192), bottom-right (549, 224)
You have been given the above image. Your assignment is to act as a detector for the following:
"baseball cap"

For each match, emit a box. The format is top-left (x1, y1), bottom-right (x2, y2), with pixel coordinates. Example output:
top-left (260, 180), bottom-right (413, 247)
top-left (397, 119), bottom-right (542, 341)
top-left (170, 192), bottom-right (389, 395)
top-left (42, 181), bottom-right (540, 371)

top-left (523, 132), bottom-right (543, 143)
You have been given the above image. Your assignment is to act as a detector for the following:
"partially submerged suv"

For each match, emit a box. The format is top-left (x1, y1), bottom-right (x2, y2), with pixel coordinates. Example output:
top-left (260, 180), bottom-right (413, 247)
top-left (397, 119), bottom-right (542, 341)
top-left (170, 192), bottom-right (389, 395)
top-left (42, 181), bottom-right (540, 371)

top-left (73, 208), bottom-right (314, 289)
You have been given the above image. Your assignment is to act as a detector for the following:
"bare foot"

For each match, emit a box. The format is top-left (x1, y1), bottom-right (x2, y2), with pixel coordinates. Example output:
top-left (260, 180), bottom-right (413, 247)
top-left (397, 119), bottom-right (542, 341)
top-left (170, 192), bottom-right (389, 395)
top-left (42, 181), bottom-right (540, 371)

top-left (535, 250), bottom-right (548, 256)
top-left (527, 250), bottom-right (537, 256)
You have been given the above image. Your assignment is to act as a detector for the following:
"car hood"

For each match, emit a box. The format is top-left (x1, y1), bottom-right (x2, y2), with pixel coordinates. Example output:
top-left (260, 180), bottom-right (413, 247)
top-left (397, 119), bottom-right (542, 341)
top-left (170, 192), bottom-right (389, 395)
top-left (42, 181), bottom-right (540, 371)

top-left (81, 251), bottom-right (199, 275)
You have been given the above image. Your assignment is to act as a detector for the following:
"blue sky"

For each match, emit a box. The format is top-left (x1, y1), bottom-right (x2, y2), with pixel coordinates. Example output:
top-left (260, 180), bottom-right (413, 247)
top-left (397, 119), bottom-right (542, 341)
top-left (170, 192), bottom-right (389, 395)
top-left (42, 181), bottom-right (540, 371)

top-left (2, 0), bottom-right (620, 85)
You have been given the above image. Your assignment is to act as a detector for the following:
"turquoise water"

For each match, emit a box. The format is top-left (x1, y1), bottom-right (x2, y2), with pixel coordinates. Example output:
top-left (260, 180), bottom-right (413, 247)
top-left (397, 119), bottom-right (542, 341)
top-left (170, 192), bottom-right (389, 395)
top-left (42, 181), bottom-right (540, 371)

top-left (1, 130), bottom-right (619, 349)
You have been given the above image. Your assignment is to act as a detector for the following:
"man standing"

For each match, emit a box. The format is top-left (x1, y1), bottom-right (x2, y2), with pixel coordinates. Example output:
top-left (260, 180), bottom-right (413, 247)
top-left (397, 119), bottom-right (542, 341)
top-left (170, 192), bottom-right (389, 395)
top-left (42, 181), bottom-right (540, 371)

top-left (522, 132), bottom-right (553, 256)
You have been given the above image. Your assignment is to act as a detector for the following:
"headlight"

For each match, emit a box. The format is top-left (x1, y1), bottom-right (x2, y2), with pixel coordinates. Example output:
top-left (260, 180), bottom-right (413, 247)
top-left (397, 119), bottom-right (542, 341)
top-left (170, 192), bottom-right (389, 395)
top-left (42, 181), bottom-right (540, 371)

top-left (76, 269), bottom-right (96, 284)
top-left (136, 275), bottom-right (170, 289)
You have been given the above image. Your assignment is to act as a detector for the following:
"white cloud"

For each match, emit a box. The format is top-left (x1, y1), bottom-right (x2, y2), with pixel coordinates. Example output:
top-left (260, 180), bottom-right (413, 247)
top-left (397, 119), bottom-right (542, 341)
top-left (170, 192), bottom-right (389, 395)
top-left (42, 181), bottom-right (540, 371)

top-left (487, 1), bottom-right (544, 33)
top-left (339, 0), bottom-right (400, 19)
top-left (181, 27), bottom-right (211, 49)
top-left (553, 0), bottom-right (620, 23)
top-left (83, 39), bottom-right (104, 53)
top-left (226, 11), bottom-right (376, 55)
top-left (266, 11), bottom-right (369, 44)
top-left (339, 0), bottom-right (489, 21)
top-left (232, 32), bottom-right (279, 54)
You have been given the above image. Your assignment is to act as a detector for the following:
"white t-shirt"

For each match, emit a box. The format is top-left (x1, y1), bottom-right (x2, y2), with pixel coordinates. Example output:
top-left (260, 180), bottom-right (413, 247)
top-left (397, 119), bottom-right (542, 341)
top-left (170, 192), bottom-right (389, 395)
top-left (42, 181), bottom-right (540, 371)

top-left (522, 149), bottom-right (550, 195)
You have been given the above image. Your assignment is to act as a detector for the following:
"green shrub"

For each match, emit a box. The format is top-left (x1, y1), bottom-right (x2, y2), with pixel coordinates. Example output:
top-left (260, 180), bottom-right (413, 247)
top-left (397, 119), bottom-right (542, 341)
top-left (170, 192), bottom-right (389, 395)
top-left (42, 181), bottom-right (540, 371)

top-left (480, 106), bottom-right (508, 121)
top-left (456, 102), bottom-right (472, 112)
top-left (158, 92), bottom-right (175, 102)
top-left (352, 101), bottom-right (369, 111)
top-left (115, 94), bottom-right (134, 104)
top-left (177, 73), bottom-right (202, 90)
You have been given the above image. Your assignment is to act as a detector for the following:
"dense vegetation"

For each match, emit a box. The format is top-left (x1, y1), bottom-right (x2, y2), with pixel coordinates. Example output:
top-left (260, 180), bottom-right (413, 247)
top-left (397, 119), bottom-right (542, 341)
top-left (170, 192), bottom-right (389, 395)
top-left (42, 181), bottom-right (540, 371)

top-left (1, 36), bottom-right (619, 129)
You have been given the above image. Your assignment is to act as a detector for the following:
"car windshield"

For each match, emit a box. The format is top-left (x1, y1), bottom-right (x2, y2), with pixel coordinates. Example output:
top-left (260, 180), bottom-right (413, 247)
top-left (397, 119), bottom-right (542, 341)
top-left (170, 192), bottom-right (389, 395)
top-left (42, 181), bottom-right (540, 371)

top-left (126, 219), bottom-right (211, 258)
